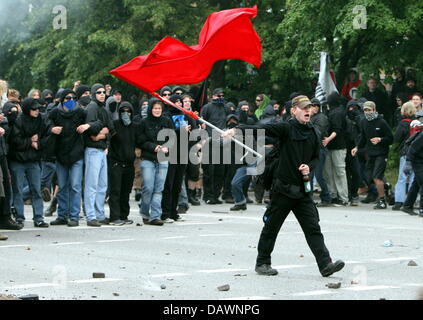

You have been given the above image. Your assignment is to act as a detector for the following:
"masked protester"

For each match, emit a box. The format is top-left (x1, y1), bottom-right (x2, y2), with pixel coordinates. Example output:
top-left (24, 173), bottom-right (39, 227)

top-left (83, 83), bottom-right (116, 227)
top-left (48, 89), bottom-right (98, 227)
top-left (223, 95), bottom-right (345, 278)
top-left (8, 98), bottom-right (53, 228)
top-left (75, 85), bottom-right (91, 109)
top-left (200, 88), bottom-right (231, 204)
top-left (351, 101), bottom-right (393, 209)
top-left (107, 102), bottom-right (139, 225)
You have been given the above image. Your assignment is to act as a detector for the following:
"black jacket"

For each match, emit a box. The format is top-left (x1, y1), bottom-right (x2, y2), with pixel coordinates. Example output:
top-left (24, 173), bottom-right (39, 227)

top-left (48, 104), bottom-right (94, 166)
top-left (326, 106), bottom-right (347, 150)
top-left (407, 132), bottom-right (423, 164)
top-left (108, 102), bottom-right (139, 165)
top-left (240, 118), bottom-right (320, 192)
top-left (310, 112), bottom-right (329, 140)
top-left (394, 117), bottom-right (413, 156)
top-left (137, 99), bottom-right (174, 162)
top-left (200, 100), bottom-right (231, 136)
top-left (357, 115), bottom-right (393, 157)
top-left (8, 113), bottom-right (52, 163)
top-left (84, 91), bottom-right (115, 150)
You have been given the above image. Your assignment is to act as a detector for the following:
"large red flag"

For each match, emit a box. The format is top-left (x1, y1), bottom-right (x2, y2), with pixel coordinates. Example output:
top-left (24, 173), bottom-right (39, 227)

top-left (109, 6), bottom-right (261, 93)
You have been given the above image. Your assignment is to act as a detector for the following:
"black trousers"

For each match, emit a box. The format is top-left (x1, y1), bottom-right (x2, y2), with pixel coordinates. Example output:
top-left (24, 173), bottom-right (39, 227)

top-left (108, 161), bottom-right (134, 221)
top-left (404, 164), bottom-right (423, 209)
top-left (346, 150), bottom-right (361, 199)
top-left (0, 156), bottom-right (12, 219)
top-left (162, 163), bottom-right (187, 219)
top-left (256, 192), bottom-right (331, 270)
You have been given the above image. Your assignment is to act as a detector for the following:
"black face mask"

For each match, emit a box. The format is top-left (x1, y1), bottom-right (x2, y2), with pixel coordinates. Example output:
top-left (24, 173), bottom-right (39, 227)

top-left (45, 97), bottom-right (53, 104)
top-left (79, 96), bottom-right (91, 107)
top-left (7, 110), bottom-right (18, 124)
top-left (227, 121), bottom-right (238, 129)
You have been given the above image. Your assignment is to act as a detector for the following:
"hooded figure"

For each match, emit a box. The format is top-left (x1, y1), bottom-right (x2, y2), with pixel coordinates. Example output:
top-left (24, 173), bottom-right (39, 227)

top-left (42, 89), bottom-right (54, 105)
top-left (255, 94), bottom-right (276, 120)
top-left (75, 85), bottom-right (91, 108)
top-left (107, 101), bottom-right (139, 224)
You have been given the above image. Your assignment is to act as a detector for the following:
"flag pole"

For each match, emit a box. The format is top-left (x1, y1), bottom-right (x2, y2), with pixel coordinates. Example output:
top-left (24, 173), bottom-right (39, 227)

top-left (151, 92), bottom-right (263, 160)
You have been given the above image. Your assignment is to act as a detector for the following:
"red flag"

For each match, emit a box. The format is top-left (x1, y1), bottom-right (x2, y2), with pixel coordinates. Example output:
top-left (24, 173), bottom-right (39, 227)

top-left (109, 6), bottom-right (261, 93)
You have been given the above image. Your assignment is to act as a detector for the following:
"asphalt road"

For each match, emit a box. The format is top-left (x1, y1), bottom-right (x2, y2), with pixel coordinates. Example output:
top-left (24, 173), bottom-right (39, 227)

top-left (1, 194), bottom-right (423, 301)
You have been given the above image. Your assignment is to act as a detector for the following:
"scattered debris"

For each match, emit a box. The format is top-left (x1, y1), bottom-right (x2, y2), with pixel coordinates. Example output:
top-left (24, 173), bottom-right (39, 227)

top-left (91, 296), bottom-right (97, 298)
top-left (218, 284), bottom-right (230, 291)
top-left (218, 219), bottom-right (223, 221)
top-left (325, 282), bottom-right (341, 289)
top-left (351, 280), bottom-right (359, 285)
top-left (25, 247), bottom-right (31, 250)
top-left (234, 274), bottom-right (247, 277)
top-left (383, 240), bottom-right (393, 247)
top-left (160, 284), bottom-right (166, 290)
top-left (408, 260), bottom-right (418, 266)
top-left (113, 293), bottom-right (120, 297)
top-left (92, 272), bottom-right (105, 279)
top-left (212, 211), bottom-right (228, 214)
top-left (165, 253), bottom-right (170, 255)
top-left (299, 254), bottom-right (304, 258)
top-left (228, 263), bottom-right (232, 265)
top-left (35, 235), bottom-right (41, 237)
top-left (136, 223), bottom-right (142, 227)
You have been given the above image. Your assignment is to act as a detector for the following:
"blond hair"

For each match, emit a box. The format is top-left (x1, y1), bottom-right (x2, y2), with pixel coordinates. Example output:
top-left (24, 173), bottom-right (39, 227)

top-left (401, 101), bottom-right (417, 118)
top-left (0, 80), bottom-right (8, 96)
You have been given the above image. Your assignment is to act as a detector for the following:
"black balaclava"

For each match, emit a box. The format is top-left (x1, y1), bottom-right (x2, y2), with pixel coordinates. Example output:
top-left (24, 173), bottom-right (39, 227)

top-left (2, 101), bottom-right (20, 125)
top-left (119, 101), bottom-right (133, 127)
top-left (42, 89), bottom-right (54, 104)
top-left (21, 98), bottom-right (39, 116)
top-left (226, 114), bottom-right (239, 129)
top-left (76, 85), bottom-right (91, 106)
top-left (169, 94), bottom-right (183, 115)
top-left (91, 83), bottom-right (106, 106)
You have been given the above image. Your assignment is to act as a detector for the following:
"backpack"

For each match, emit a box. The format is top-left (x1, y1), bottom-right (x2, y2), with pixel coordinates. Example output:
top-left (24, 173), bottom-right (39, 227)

top-left (403, 130), bottom-right (423, 157)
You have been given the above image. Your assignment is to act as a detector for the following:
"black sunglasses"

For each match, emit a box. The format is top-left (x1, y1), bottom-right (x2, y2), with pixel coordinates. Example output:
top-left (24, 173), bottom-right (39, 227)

top-left (217, 94), bottom-right (224, 98)
top-left (96, 90), bottom-right (106, 95)
top-left (65, 96), bottom-right (76, 101)
top-left (162, 93), bottom-right (171, 97)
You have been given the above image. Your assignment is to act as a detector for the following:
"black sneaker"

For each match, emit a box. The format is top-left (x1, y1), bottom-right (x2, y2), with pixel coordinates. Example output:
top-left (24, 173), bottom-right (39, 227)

top-left (149, 219), bottom-right (164, 226)
top-left (135, 190), bottom-right (142, 202)
top-left (255, 264), bottom-right (278, 276)
top-left (316, 201), bottom-right (332, 207)
top-left (392, 202), bottom-right (403, 211)
top-left (373, 198), bottom-right (387, 209)
top-left (205, 199), bottom-right (218, 205)
top-left (98, 219), bottom-right (110, 225)
top-left (110, 220), bottom-right (125, 226)
top-left (142, 218), bottom-right (149, 225)
top-left (320, 260), bottom-right (345, 277)
top-left (0, 218), bottom-right (23, 230)
top-left (50, 218), bottom-right (68, 226)
top-left (230, 204), bottom-right (247, 211)
top-left (87, 220), bottom-right (101, 227)
top-left (34, 221), bottom-right (49, 228)
top-left (214, 198), bottom-right (223, 204)
top-left (67, 220), bottom-right (79, 227)
top-left (402, 207), bottom-right (417, 215)
top-left (361, 194), bottom-right (378, 203)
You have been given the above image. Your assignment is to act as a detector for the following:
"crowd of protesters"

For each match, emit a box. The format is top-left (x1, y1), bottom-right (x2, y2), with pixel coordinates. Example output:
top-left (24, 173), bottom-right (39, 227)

top-left (0, 69), bottom-right (422, 240)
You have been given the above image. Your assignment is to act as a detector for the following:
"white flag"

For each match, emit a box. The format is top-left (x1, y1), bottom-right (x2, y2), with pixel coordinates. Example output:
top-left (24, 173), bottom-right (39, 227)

top-left (315, 52), bottom-right (338, 106)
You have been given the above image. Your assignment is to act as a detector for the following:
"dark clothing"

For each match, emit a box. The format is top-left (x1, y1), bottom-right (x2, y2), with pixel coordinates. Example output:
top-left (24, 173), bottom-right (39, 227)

top-left (84, 99), bottom-right (115, 150)
top-left (366, 155), bottom-right (388, 180)
top-left (48, 105), bottom-right (90, 166)
top-left (311, 112), bottom-right (329, 139)
top-left (200, 101), bottom-right (230, 136)
top-left (326, 106), bottom-right (347, 150)
top-left (108, 161), bottom-right (134, 221)
top-left (407, 132), bottom-right (423, 164)
top-left (257, 193), bottom-right (331, 270)
top-left (394, 118), bottom-right (413, 156)
top-left (8, 114), bottom-right (52, 163)
top-left (137, 111), bottom-right (174, 163)
top-left (357, 116), bottom-right (393, 157)
top-left (161, 163), bottom-right (187, 220)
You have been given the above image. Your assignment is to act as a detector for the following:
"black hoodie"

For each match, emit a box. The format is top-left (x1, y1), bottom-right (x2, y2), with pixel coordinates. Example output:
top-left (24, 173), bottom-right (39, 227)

top-left (84, 83), bottom-right (115, 150)
top-left (48, 103), bottom-right (99, 166)
top-left (357, 114), bottom-right (393, 157)
top-left (137, 98), bottom-right (174, 162)
top-left (8, 98), bottom-right (52, 163)
top-left (108, 102), bottom-right (139, 164)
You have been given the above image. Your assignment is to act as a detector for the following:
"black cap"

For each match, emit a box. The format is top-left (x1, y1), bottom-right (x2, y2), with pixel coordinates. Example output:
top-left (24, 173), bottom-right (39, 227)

top-left (213, 88), bottom-right (224, 96)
